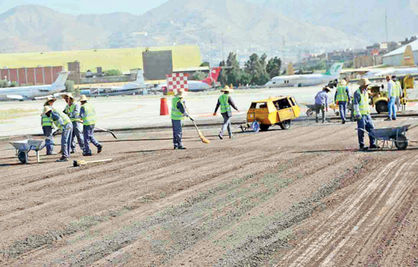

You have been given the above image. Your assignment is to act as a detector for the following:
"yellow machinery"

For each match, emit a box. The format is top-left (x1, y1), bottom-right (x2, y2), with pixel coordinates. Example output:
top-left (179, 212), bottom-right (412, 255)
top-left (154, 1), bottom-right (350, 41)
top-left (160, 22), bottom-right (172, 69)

top-left (247, 96), bottom-right (300, 131)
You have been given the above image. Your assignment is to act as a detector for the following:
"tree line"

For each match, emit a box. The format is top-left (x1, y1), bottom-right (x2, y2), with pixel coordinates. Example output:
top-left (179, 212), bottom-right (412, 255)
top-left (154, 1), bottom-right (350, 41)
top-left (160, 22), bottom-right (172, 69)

top-left (218, 52), bottom-right (282, 87)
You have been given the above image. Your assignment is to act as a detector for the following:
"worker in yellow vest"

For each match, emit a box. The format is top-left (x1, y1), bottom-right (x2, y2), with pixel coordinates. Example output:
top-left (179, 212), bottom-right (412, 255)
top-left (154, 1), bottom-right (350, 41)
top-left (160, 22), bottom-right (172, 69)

top-left (41, 96), bottom-right (57, 155)
top-left (334, 79), bottom-right (351, 124)
top-left (43, 106), bottom-right (73, 162)
top-left (171, 89), bottom-right (189, 149)
top-left (353, 78), bottom-right (378, 151)
top-left (79, 95), bottom-right (102, 156)
top-left (392, 75), bottom-right (402, 112)
top-left (63, 93), bottom-right (84, 154)
top-left (213, 86), bottom-right (239, 139)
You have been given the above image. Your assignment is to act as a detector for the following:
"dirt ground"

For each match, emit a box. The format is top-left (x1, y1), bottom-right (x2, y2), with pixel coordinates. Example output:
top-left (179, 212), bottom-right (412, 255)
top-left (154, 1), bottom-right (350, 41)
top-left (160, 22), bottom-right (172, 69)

top-left (0, 118), bottom-right (417, 266)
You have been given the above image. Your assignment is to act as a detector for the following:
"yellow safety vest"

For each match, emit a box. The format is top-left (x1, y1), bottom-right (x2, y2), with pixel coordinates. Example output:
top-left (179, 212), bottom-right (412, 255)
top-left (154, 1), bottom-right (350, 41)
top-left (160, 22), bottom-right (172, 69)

top-left (171, 97), bottom-right (185, 120)
top-left (336, 85), bottom-right (348, 102)
top-left (394, 81), bottom-right (402, 97)
top-left (42, 114), bottom-right (53, 127)
top-left (53, 111), bottom-right (72, 127)
top-left (219, 94), bottom-right (231, 113)
top-left (65, 103), bottom-right (83, 123)
top-left (81, 103), bottom-right (97, 126)
top-left (354, 89), bottom-right (370, 116)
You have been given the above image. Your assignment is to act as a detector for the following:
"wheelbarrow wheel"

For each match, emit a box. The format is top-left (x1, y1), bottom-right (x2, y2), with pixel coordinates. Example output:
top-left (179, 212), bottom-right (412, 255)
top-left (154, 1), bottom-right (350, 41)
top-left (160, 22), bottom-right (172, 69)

top-left (18, 151), bottom-right (28, 164)
top-left (394, 134), bottom-right (408, 150)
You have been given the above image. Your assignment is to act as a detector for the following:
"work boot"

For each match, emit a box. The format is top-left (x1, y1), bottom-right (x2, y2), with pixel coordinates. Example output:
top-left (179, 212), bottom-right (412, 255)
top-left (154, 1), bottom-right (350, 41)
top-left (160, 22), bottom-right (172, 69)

top-left (370, 144), bottom-right (380, 149)
top-left (56, 157), bottom-right (68, 162)
top-left (360, 146), bottom-right (369, 152)
top-left (178, 146), bottom-right (187, 150)
top-left (342, 120), bottom-right (346, 124)
top-left (97, 145), bottom-right (103, 154)
top-left (83, 152), bottom-right (92, 156)
top-left (218, 134), bottom-right (223, 140)
top-left (384, 118), bottom-right (392, 121)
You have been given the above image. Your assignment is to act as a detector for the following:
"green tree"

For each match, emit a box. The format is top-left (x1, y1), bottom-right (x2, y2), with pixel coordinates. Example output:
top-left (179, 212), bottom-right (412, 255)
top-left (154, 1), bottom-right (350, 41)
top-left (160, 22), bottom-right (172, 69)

top-left (266, 57), bottom-right (282, 78)
top-left (200, 62), bottom-right (210, 67)
top-left (191, 71), bottom-right (207, 81)
top-left (219, 52), bottom-right (242, 87)
top-left (244, 53), bottom-right (270, 86)
top-left (104, 69), bottom-right (122, 76)
top-left (65, 80), bottom-right (75, 93)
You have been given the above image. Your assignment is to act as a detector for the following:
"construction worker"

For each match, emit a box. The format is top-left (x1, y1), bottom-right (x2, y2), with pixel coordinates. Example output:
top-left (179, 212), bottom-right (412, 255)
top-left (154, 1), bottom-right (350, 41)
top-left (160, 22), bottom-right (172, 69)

top-left (392, 75), bottom-right (402, 112)
top-left (41, 96), bottom-right (57, 155)
top-left (43, 106), bottom-right (73, 162)
top-left (386, 75), bottom-right (397, 121)
top-left (314, 86), bottom-right (331, 123)
top-left (79, 95), bottom-right (102, 156)
top-left (63, 93), bottom-right (84, 154)
top-left (354, 78), bottom-right (378, 151)
top-left (334, 79), bottom-right (351, 124)
top-left (213, 86), bottom-right (239, 139)
top-left (171, 89), bottom-right (188, 149)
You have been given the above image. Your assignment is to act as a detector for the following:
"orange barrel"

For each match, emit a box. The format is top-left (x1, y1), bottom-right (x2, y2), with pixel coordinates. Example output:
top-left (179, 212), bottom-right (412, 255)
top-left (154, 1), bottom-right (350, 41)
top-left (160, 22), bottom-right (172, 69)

top-left (160, 97), bottom-right (169, 116)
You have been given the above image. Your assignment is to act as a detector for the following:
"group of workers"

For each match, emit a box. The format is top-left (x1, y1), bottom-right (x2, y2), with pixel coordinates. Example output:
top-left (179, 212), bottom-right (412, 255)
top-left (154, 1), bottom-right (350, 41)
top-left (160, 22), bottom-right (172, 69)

top-left (41, 94), bottom-right (102, 162)
top-left (314, 75), bottom-right (404, 151)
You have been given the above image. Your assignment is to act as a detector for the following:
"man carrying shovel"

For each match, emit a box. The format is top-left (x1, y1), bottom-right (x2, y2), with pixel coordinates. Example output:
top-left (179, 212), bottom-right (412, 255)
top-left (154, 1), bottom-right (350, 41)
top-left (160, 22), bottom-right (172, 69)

top-left (213, 86), bottom-right (239, 139)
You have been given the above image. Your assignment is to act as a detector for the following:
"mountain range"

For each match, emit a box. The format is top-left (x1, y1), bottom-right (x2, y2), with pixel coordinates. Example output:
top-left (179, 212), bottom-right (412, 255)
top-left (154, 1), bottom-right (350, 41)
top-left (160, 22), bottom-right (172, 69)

top-left (0, 0), bottom-right (417, 62)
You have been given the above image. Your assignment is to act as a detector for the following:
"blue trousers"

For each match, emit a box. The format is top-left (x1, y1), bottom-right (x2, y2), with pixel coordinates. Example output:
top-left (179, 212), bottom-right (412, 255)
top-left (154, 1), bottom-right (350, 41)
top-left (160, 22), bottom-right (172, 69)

top-left (172, 120), bottom-right (183, 148)
top-left (388, 97), bottom-right (396, 119)
top-left (83, 125), bottom-right (101, 154)
top-left (338, 101), bottom-right (347, 121)
top-left (42, 126), bottom-right (54, 155)
top-left (357, 115), bottom-right (376, 148)
top-left (61, 124), bottom-right (73, 158)
top-left (71, 122), bottom-right (84, 152)
top-left (220, 112), bottom-right (232, 137)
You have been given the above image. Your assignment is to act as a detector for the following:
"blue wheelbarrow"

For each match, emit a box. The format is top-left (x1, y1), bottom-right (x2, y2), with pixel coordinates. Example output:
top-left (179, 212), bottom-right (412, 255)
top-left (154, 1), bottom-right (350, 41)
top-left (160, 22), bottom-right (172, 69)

top-left (358, 124), bottom-right (412, 150)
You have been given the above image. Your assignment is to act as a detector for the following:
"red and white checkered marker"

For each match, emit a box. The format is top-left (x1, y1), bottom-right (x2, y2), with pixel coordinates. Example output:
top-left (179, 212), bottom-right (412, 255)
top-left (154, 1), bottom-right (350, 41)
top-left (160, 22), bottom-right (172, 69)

top-left (166, 73), bottom-right (189, 93)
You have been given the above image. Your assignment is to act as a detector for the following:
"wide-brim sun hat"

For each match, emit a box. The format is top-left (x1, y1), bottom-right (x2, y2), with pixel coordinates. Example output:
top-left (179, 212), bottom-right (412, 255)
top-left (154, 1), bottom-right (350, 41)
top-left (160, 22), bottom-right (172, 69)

top-left (62, 93), bottom-right (74, 99)
top-left (79, 95), bottom-right (88, 102)
top-left (358, 78), bottom-right (371, 87)
top-left (42, 106), bottom-right (52, 115)
top-left (221, 85), bottom-right (233, 93)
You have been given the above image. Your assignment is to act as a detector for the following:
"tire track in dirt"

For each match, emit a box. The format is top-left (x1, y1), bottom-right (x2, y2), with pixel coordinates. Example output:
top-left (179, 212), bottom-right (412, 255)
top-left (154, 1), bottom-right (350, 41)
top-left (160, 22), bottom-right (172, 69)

top-left (279, 154), bottom-right (418, 266)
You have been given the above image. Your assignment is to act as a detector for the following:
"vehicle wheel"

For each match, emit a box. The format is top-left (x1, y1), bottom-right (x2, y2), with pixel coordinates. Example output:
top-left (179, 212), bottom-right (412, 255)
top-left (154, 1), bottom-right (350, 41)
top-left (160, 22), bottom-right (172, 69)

top-left (279, 120), bottom-right (291, 130)
top-left (375, 101), bottom-right (388, 114)
top-left (18, 151), bottom-right (27, 164)
top-left (395, 134), bottom-right (408, 150)
top-left (260, 124), bottom-right (270, 131)
top-left (251, 121), bottom-right (260, 133)
top-left (306, 109), bottom-right (313, 117)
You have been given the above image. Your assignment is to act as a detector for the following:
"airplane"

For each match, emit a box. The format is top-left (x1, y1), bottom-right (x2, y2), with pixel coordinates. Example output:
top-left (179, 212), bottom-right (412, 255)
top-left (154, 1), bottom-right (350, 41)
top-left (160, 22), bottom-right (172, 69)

top-left (0, 72), bottom-right (69, 101)
top-left (265, 63), bottom-right (344, 88)
top-left (159, 67), bottom-right (222, 92)
top-left (85, 69), bottom-right (151, 96)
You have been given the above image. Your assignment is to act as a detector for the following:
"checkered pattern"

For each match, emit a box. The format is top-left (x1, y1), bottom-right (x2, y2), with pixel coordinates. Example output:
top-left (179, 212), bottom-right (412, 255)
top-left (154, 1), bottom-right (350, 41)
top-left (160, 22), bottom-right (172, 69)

top-left (166, 73), bottom-right (189, 93)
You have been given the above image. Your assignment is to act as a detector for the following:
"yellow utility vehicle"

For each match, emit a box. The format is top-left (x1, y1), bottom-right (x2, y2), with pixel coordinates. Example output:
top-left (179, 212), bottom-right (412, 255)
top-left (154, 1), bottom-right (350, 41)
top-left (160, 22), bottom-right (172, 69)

top-left (247, 96), bottom-right (301, 131)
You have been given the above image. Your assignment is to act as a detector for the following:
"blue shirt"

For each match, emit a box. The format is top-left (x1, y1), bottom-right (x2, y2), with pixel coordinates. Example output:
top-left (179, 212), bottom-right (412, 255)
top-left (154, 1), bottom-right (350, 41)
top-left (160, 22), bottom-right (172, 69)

top-left (315, 90), bottom-right (329, 107)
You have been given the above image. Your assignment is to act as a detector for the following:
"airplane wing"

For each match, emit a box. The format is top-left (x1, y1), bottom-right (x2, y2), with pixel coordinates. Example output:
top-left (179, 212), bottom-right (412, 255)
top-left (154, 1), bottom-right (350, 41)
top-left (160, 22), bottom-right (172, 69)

top-left (5, 95), bottom-right (25, 100)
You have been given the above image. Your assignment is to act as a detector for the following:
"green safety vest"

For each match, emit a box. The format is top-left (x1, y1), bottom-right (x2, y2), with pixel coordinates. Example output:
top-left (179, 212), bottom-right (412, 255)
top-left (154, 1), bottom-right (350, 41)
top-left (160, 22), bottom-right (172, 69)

top-left (394, 81), bottom-right (402, 97)
top-left (53, 110), bottom-right (72, 128)
top-left (171, 97), bottom-right (185, 120)
top-left (354, 89), bottom-right (370, 116)
top-left (389, 80), bottom-right (397, 97)
top-left (65, 103), bottom-right (83, 123)
top-left (42, 114), bottom-right (53, 127)
top-left (219, 94), bottom-right (231, 113)
top-left (335, 85), bottom-right (348, 102)
top-left (81, 103), bottom-right (97, 126)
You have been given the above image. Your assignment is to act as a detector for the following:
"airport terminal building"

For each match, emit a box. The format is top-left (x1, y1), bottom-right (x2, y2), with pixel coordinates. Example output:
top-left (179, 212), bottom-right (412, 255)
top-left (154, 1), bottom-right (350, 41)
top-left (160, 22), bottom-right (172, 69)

top-left (382, 40), bottom-right (418, 66)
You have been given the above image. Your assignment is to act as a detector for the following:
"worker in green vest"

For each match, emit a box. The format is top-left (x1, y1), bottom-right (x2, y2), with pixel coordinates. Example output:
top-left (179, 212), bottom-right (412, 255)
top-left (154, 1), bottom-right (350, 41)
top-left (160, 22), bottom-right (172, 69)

top-left (63, 93), bottom-right (84, 154)
top-left (334, 79), bottom-right (351, 124)
top-left (41, 96), bottom-right (57, 155)
top-left (392, 75), bottom-right (402, 112)
top-left (79, 95), bottom-right (102, 156)
top-left (213, 86), bottom-right (239, 139)
top-left (43, 105), bottom-right (73, 162)
top-left (171, 89), bottom-right (189, 149)
top-left (353, 78), bottom-right (378, 151)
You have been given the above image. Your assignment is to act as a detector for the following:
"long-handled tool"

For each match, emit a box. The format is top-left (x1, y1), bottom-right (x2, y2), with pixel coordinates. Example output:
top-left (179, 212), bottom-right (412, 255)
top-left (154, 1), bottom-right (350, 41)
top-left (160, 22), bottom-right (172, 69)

top-left (189, 117), bottom-right (210, 144)
top-left (73, 158), bottom-right (113, 167)
top-left (95, 126), bottom-right (118, 139)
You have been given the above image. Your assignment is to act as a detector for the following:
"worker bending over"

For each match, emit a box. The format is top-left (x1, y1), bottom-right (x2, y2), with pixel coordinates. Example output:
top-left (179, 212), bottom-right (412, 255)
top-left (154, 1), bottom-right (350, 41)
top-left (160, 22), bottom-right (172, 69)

top-left (80, 95), bottom-right (102, 156)
top-left (386, 75), bottom-right (397, 121)
top-left (43, 106), bottom-right (73, 162)
top-left (171, 89), bottom-right (188, 150)
top-left (63, 93), bottom-right (84, 154)
top-left (314, 87), bottom-right (331, 123)
top-left (354, 78), bottom-right (378, 151)
top-left (334, 79), bottom-right (351, 124)
top-left (41, 96), bottom-right (57, 155)
top-left (213, 86), bottom-right (239, 139)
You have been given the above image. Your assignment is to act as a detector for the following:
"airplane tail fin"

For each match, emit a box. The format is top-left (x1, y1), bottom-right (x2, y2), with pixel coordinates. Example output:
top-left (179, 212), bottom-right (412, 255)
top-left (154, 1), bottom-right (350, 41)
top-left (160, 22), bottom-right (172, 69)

top-left (402, 45), bottom-right (416, 67)
top-left (135, 69), bottom-right (145, 85)
top-left (325, 63), bottom-right (344, 76)
top-left (202, 67), bottom-right (222, 85)
top-left (52, 72), bottom-right (70, 88)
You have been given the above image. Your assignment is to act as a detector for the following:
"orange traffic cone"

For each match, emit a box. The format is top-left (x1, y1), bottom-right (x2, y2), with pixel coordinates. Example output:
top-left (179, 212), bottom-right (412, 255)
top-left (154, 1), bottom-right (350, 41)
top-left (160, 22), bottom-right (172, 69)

top-left (160, 97), bottom-right (169, 116)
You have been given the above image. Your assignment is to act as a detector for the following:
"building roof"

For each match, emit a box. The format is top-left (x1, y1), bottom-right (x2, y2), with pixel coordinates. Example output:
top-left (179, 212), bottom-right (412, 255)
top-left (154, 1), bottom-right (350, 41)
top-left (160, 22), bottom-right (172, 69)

top-left (383, 40), bottom-right (418, 57)
top-left (0, 45), bottom-right (202, 73)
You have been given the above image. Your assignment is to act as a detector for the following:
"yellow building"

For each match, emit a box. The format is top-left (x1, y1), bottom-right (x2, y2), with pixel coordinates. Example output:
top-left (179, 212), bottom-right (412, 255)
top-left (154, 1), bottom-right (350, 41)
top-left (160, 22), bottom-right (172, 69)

top-left (0, 45), bottom-right (202, 73)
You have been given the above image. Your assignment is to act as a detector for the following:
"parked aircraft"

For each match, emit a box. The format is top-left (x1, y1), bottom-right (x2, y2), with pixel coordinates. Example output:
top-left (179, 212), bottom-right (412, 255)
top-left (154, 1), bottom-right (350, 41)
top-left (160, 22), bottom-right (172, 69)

top-left (0, 72), bottom-right (69, 101)
top-left (265, 63), bottom-right (344, 88)
top-left (159, 67), bottom-right (222, 92)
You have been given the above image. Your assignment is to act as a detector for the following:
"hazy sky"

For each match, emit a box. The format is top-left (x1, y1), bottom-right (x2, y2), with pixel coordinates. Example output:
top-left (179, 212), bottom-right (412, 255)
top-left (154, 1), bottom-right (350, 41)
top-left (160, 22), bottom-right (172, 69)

top-left (0, 0), bottom-right (169, 14)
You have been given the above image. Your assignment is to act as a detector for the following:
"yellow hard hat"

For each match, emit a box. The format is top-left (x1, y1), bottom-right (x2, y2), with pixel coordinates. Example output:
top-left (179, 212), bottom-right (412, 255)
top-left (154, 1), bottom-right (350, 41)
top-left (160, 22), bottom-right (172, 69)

top-left (79, 95), bottom-right (88, 102)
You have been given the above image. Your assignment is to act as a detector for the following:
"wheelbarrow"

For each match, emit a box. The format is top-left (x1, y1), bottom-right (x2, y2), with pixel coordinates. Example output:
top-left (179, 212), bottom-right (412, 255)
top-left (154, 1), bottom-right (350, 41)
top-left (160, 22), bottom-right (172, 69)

top-left (10, 139), bottom-right (45, 164)
top-left (357, 124), bottom-right (412, 150)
